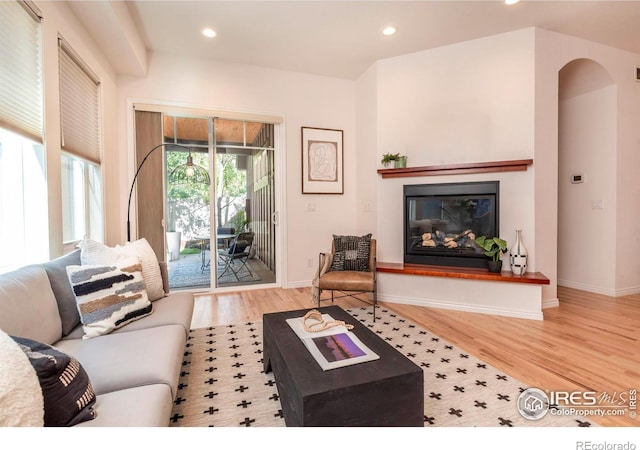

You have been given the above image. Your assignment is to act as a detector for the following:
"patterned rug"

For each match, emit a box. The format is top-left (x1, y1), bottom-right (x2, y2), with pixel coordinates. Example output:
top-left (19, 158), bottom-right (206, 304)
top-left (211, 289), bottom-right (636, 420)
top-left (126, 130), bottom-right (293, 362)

top-left (169, 306), bottom-right (595, 427)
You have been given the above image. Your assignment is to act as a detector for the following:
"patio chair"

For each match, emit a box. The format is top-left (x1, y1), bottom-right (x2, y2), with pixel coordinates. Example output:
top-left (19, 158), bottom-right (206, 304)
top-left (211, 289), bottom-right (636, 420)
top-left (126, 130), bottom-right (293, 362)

top-left (217, 231), bottom-right (255, 282)
top-left (200, 228), bottom-right (237, 273)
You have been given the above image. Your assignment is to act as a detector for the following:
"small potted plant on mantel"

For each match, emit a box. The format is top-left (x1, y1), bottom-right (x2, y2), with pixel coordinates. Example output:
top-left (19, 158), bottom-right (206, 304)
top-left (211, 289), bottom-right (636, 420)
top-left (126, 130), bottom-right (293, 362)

top-left (381, 153), bottom-right (407, 168)
top-left (475, 235), bottom-right (508, 273)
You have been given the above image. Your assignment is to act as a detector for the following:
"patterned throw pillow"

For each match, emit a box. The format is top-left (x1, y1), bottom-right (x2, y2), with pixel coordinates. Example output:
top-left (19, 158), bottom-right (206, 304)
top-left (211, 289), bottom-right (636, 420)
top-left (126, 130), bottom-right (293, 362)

top-left (79, 238), bottom-right (165, 302)
top-left (330, 234), bottom-right (372, 272)
top-left (11, 336), bottom-right (96, 427)
top-left (66, 258), bottom-right (153, 339)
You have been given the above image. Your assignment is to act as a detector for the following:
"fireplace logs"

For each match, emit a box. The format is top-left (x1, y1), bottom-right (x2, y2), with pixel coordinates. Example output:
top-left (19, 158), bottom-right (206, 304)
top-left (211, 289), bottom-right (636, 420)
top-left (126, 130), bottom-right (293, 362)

top-left (421, 229), bottom-right (476, 249)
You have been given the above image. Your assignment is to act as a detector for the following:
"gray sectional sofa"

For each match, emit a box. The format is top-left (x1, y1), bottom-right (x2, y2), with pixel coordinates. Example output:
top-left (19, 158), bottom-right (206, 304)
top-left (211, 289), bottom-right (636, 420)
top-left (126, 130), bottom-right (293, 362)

top-left (0, 249), bottom-right (194, 427)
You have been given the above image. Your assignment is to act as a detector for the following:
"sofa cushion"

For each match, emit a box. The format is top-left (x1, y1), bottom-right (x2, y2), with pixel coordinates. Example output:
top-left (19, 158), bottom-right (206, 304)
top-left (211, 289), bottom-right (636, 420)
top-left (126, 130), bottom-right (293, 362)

top-left (74, 384), bottom-right (173, 427)
top-left (66, 258), bottom-right (153, 339)
top-left (60, 291), bottom-right (194, 341)
top-left (0, 328), bottom-right (44, 426)
top-left (12, 335), bottom-right (96, 426)
top-left (79, 238), bottom-right (165, 301)
top-left (0, 265), bottom-right (62, 344)
top-left (42, 249), bottom-right (82, 336)
top-left (54, 324), bottom-right (186, 399)
top-left (318, 270), bottom-right (375, 292)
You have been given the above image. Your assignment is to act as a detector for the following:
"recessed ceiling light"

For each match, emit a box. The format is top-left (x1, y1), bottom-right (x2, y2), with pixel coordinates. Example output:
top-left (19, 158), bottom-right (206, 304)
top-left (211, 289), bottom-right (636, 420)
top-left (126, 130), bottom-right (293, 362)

top-left (382, 26), bottom-right (397, 36)
top-left (505, 0), bottom-right (520, 5)
top-left (202, 28), bottom-right (217, 38)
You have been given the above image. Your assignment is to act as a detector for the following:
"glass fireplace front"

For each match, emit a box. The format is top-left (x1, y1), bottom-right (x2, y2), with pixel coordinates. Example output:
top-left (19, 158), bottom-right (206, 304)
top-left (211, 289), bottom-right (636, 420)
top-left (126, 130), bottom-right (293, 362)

top-left (404, 181), bottom-right (499, 268)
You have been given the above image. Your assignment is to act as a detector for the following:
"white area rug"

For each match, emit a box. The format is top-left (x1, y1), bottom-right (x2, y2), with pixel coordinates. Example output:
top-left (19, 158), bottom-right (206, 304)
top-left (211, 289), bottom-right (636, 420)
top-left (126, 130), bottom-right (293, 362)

top-left (170, 306), bottom-right (595, 427)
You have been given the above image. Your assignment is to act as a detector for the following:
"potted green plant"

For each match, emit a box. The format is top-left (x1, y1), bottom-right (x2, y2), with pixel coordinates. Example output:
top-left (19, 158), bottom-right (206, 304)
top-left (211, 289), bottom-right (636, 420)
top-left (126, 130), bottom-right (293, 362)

top-left (381, 153), bottom-right (400, 168)
top-left (475, 235), bottom-right (508, 273)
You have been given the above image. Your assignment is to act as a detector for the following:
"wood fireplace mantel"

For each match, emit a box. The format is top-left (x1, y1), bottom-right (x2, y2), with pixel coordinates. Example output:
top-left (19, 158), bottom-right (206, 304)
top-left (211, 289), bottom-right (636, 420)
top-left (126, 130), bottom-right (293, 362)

top-left (377, 159), bottom-right (533, 179)
top-left (377, 262), bottom-right (549, 285)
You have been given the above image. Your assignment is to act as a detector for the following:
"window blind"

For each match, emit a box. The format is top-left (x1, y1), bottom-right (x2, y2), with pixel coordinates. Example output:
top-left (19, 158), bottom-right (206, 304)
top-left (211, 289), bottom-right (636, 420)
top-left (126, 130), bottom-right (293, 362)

top-left (59, 38), bottom-right (101, 164)
top-left (0, 1), bottom-right (43, 143)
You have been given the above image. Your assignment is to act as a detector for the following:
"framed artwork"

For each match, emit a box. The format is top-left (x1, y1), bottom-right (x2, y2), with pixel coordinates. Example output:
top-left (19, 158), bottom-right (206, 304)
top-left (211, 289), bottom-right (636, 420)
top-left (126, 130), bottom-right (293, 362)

top-left (301, 126), bottom-right (344, 194)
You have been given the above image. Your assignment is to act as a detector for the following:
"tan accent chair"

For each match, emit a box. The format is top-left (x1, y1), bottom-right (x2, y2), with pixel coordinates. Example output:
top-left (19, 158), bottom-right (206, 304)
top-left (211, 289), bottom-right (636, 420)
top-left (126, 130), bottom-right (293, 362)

top-left (316, 239), bottom-right (377, 321)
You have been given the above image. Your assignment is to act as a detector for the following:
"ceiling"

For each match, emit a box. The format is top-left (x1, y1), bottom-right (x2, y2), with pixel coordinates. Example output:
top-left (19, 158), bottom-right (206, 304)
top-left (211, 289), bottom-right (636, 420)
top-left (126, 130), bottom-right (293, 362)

top-left (163, 116), bottom-right (265, 145)
top-left (68, 1), bottom-right (640, 80)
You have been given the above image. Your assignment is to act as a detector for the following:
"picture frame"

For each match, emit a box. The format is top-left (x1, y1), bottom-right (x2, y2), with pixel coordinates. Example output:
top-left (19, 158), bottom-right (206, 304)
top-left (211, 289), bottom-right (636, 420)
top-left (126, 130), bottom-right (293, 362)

top-left (301, 126), bottom-right (344, 194)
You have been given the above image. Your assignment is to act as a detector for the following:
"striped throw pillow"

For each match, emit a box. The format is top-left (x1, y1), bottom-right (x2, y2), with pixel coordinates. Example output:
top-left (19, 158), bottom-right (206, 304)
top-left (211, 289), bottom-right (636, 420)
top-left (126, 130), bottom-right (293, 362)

top-left (66, 257), bottom-right (153, 339)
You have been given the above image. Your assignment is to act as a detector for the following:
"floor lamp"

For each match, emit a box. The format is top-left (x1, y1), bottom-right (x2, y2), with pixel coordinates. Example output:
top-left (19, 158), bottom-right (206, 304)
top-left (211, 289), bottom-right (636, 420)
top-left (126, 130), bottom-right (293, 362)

top-left (127, 143), bottom-right (210, 242)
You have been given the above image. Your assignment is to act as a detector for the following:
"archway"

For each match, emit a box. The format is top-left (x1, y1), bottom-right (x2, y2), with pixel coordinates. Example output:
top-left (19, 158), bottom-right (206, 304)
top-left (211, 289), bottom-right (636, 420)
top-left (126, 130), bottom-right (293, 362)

top-left (557, 58), bottom-right (616, 294)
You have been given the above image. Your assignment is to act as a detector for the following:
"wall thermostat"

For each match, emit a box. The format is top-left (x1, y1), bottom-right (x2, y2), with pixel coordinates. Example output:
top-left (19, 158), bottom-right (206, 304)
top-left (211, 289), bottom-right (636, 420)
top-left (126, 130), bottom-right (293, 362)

top-left (571, 173), bottom-right (585, 184)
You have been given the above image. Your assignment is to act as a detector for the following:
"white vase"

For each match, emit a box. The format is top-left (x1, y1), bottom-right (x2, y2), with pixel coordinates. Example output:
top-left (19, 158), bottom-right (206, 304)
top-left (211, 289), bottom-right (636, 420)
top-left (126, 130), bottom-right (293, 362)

top-left (509, 229), bottom-right (528, 275)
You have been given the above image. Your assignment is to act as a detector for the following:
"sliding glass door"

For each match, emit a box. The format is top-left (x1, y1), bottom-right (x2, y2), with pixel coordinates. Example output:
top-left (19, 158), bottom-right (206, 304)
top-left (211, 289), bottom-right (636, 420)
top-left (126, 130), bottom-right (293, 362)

top-left (134, 113), bottom-right (277, 291)
top-left (213, 119), bottom-right (277, 288)
top-left (163, 115), bottom-right (212, 290)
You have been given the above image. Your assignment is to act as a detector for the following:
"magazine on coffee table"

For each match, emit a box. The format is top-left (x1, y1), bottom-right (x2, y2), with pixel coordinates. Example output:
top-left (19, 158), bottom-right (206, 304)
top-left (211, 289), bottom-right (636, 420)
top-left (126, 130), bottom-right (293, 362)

top-left (286, 315), bottom-right (379, 371)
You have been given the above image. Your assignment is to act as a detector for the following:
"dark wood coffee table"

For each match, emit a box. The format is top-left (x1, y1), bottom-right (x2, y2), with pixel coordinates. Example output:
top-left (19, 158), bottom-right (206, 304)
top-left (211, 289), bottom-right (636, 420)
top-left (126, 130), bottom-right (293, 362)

top-left (263, 305), bottom-right (424, 426)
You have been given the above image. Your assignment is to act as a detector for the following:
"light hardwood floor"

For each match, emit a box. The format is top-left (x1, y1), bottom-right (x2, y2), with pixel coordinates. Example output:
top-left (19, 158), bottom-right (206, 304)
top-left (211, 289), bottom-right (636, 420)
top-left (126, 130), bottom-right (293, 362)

top-left (191, 286), bottom-right (639, 427)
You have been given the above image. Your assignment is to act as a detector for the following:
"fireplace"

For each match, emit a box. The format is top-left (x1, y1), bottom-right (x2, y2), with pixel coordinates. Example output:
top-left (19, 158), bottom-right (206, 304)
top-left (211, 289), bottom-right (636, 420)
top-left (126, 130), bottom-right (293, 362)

top-left (404, 181), bottom-right (499, 268)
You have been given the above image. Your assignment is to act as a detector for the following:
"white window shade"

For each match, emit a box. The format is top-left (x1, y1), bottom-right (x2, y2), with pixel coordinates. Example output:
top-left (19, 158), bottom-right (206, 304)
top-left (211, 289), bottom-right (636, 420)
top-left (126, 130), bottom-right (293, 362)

top-left (0, 1), bottom-right (43, 144)
top-left (59, 38), bottom-right (101, 164)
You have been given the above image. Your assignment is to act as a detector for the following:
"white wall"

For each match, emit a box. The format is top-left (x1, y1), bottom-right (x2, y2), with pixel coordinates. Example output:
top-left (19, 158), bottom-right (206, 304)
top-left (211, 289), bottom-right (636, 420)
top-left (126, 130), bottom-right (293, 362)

top-left (558, 61), bottom-right (616, 294)
top-left (37, 1), bottom-right (119, 258)
top-left (355, 63), bottom-right (378, 235)
top-left (535, 29), bottom-right (640, 297)
top-left (371, 29), bottom-right (536, 267)
top-left (116, 53), bottom-right (357, 286)
top-left (357, 26), bottom-right (640, 315)
top-left (353, 29), bottom-right (540, 319)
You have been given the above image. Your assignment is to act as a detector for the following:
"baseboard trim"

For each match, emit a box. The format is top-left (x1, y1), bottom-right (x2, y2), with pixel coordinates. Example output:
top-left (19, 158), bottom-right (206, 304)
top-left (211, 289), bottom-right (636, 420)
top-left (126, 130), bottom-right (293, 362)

top-left (614, 286), bottom-right (640, 297)
top-left (378, 293), bottom-right (543, 321)
top-left (559, 279), bottom-right (640, 297)
top-left (286, 280), bottom-right (312, 289)
top-left (542, 297), bottom-right (559, 308)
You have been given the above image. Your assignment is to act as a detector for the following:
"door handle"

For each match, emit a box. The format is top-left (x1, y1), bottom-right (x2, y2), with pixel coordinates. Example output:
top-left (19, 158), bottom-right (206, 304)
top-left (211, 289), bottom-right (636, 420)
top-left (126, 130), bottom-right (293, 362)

top-left (272, 211), bottom-right (279, 226)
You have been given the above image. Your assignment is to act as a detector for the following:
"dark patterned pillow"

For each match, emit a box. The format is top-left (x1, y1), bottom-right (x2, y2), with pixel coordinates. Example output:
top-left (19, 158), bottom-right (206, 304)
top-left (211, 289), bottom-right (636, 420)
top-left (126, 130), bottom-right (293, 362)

top-left (330, 234), bottom-right (372, 272)
top-left (11, 336), bottom-right (96, 427)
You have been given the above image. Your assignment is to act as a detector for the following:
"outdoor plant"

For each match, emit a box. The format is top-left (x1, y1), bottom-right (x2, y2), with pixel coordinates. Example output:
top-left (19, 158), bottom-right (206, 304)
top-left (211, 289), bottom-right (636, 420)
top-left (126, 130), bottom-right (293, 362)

top-left (475, 235), bottom-right (508, 261)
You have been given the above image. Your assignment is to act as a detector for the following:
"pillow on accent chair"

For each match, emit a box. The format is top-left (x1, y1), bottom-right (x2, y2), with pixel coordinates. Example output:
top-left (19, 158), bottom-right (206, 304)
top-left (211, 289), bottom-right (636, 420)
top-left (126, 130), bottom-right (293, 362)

top-left (79, 238), bottom-right (165, 301)
top-left (330, 234), bottom-right (372, 272)
top-left (11, 335), bottom-right (96, 427)
top-left (66, 257), bottom-right (153, 339)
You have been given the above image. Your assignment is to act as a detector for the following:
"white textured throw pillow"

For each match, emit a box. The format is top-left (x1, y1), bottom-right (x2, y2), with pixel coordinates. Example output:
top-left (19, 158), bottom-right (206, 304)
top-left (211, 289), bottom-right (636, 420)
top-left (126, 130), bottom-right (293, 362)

top-left (67, 257), bottom-right (153, 339)
top-left (0, 328), bottom-right (45, 426)
top-left (79, 238), bottom-right (165, 301)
